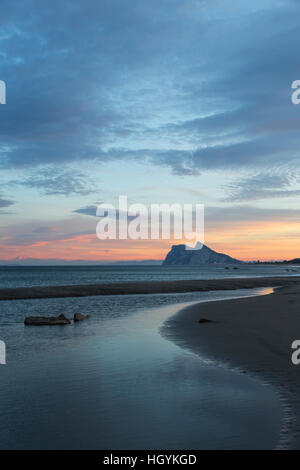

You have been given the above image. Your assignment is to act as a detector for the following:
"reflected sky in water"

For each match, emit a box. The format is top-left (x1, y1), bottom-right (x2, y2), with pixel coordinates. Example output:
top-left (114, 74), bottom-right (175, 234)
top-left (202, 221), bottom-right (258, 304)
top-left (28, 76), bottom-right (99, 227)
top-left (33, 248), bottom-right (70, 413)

top-left (0, 288), bottom-right (282, 449)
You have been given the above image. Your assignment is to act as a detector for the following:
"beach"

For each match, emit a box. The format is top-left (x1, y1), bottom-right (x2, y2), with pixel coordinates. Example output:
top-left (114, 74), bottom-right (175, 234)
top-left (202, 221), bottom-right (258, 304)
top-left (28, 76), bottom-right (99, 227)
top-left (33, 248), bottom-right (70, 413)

top-left (1, 264), bottom-right (300, 449)
top-left (0, 287), bottom-right (284, 449)
top-left (1, 275), bottom-right (300, 301)
top-left (162, 283), bottom-right (300, 449)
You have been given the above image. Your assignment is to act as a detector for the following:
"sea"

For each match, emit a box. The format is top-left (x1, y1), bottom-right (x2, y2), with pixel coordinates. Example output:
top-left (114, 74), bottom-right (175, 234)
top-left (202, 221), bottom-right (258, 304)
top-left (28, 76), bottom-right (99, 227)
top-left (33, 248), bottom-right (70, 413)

top-left (0, 263), bottom-right (299, 288)
top-left (0, 264), bottom-right (297, 449)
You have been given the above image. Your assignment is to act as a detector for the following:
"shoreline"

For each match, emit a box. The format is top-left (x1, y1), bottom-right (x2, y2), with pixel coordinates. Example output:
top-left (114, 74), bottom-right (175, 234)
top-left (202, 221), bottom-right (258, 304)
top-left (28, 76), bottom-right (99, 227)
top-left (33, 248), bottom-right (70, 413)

top-left (1, 275), bottom-right (300, 301)
top-left (161, 284), bottom-right (300, 449)
top-left (0, 289), bottom-right (283, 449)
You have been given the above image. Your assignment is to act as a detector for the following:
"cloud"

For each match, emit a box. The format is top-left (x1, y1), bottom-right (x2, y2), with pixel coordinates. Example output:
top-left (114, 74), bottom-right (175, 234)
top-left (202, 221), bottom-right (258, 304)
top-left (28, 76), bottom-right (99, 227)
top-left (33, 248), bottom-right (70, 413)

top-left (0, 196), bottom-right (14, 208)
top-left (73, 204), bottom-right (138, 222)
top-left (0, 194), bottom-right (14, 214)
top-left (225, 171), bottom-right (300, 201)
top-left (0, 0), bottom-right (299, 179)
top-left (2, 0), bottom-right (300, 264)
top-left (0, 221), bottom-right (95, 247)
top-left (32, 226), bottom-right (58, 233)
top-left (205, 205), bottom-right (300, 226)
top-left (73, 205), bottom-right (98, 217)
top-left (11, 168), bottom-right (97, 196)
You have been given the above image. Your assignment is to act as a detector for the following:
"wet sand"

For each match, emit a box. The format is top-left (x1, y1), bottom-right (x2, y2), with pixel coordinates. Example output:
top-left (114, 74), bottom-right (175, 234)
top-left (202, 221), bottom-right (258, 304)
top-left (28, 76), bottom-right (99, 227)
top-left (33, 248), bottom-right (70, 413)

top-left (162, 283), bottom-right (300, 449)
top-left (1, 275), bottom-right (300, 300)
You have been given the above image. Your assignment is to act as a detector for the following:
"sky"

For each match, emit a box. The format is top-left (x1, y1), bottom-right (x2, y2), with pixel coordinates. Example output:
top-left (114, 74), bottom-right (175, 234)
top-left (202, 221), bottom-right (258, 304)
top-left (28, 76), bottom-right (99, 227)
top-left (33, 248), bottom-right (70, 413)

top-left (1, 0), bottom-right (300, 262)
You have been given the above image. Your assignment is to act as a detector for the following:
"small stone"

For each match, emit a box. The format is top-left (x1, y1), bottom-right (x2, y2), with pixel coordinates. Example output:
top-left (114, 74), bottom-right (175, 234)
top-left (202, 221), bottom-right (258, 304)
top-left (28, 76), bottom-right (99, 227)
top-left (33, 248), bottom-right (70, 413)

top-left (74, 313), bottom-right (90, 322)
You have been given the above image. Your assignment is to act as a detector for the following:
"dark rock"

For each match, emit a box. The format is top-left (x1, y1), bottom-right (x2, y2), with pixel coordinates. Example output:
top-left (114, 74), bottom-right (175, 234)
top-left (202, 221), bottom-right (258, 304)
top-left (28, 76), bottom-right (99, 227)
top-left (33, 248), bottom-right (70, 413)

top-left (74, 313), bottom-right (90, 322)
top-left (163, 243), bottom-right (242, 266)
top-left (199, 318), bottom-right (214, 323)
top-left (24, 314), bottom-right (71, 326)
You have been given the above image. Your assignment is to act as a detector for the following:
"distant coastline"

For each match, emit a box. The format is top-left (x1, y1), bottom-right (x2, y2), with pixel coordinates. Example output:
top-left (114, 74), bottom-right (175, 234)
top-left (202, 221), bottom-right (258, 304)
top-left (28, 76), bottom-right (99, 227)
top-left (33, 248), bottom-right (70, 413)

top-left (1, 241), bottom-right (299, 267)
top-left (0, 259), bottom-right (163, 267)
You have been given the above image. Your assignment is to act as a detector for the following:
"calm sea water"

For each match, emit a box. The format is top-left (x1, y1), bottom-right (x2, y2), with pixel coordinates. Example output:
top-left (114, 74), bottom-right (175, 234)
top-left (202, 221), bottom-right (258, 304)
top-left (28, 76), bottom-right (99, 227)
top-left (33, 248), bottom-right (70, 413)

top-left (0, 263), bottom-right (299, 288)
top-left (0, 279), bottom-right (283, 449)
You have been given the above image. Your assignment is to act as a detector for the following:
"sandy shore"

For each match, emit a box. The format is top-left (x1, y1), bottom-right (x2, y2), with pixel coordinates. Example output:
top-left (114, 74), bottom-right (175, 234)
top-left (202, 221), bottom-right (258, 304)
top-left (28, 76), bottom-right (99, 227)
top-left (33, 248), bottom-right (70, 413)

top-left (162, 283), bottom-right (300, 449)
top-left (1, 275), bottom-right (300, 300)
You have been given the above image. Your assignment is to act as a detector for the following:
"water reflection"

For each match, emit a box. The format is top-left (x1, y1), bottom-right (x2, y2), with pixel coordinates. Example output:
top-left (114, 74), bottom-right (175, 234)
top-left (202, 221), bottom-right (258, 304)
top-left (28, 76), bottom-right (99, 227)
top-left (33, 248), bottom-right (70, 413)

top-left (0, 288), bottom-right (282, 449)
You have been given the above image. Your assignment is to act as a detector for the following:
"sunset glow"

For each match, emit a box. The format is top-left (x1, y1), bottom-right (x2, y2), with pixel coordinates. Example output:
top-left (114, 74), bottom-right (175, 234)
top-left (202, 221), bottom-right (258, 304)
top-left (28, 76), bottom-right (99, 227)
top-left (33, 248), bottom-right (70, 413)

top-left (1, 0), bottom-right (300, 264)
